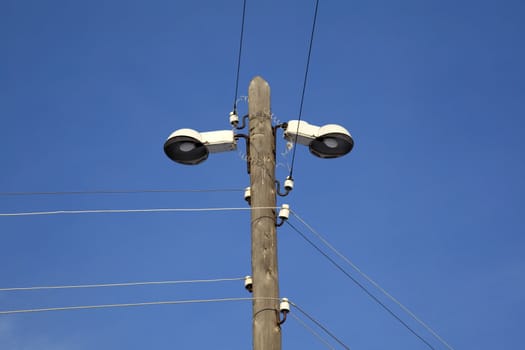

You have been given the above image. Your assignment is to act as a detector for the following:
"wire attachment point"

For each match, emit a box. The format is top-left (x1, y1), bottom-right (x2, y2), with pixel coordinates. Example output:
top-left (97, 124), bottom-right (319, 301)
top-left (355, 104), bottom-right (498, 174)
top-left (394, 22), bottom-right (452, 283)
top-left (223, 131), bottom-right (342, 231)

top-left (244, 275), bottom-right (253, 293)
top-left (279, 297), bottom-right (290, 325)
top-left (230, 111), bottom-right (249, 130)
top-left (229, 111), bottom-right (239, 128)
top-left (276, 204), bottom-right (290, 227)
top-left (284, 176), bottom-right (294, 191)
top-left (244, 187), bottom-right (251, 205)
top-left (276, 177), bottom-right (294, 197)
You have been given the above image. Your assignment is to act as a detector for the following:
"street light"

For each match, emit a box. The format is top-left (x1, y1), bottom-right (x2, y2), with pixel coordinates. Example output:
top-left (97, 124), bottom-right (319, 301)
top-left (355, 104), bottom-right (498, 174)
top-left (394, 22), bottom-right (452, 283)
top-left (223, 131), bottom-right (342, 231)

top-left (163, 121), bottom-right (352, 165)
top-left (283, 120), bottom-right (354, 159)
top-left (163, 128), bottom-right (237, 165)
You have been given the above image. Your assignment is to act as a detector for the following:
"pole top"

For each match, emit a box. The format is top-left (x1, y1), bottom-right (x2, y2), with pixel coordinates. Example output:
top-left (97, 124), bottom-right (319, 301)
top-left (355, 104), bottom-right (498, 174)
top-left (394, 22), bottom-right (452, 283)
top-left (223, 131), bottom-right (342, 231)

top-left (249, 76), bottom-right (270, 108)
top-left (250, 76), bottom-right (270, 91)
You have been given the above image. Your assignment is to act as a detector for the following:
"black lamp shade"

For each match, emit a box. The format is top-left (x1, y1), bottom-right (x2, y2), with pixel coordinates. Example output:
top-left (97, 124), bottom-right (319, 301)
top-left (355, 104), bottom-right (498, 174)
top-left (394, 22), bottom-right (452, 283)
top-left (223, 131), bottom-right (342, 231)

top-left (164, 135), bottom-right (209, 165)
top-left (309, 133), bottom-right (354, 159)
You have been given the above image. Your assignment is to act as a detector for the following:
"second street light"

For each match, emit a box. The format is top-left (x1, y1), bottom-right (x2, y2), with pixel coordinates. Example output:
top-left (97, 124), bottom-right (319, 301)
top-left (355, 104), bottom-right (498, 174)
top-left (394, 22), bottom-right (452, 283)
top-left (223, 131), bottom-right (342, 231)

top-left (283, 120), bottom-right (353, 159)
top-left (163, 76), bottom-right (353, 350)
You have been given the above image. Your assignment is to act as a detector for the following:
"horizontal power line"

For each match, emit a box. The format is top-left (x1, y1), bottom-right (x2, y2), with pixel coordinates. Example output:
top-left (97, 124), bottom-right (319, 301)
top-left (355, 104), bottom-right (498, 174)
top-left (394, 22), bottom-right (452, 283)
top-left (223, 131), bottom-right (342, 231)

top-left (0, 291), bottom-right (350, 350)
top-left (0, 297), bottom-right (278, 315)
top-left (290, 210), bottom-right (455, 350)
top-left (0, 277), bottom-right (244, 292)
top-left (0, 188), bottom-right (244, 196)
top-left (0, 206), bottom-right (277, 217)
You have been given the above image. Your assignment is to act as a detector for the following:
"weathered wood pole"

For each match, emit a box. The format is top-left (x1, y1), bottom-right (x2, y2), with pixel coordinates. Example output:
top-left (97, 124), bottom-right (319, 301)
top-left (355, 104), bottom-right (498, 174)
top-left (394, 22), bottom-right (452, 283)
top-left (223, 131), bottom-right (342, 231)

top-left (248, 76), bottom-right (281, 350)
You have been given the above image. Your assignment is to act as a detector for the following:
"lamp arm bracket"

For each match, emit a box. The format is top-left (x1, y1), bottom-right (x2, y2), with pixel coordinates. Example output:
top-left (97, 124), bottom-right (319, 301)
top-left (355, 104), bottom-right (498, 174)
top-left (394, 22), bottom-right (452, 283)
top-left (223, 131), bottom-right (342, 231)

top-left (235, 114), bottom-right (250, 130)
top-left (234, 133), bottom-right (250, 174)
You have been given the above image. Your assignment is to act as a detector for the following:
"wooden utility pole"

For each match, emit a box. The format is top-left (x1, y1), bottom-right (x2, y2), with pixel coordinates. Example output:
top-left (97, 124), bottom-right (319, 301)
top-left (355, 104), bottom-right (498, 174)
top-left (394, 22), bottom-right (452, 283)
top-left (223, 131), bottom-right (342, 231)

top-left (248, 76), bottom-right (281, 350)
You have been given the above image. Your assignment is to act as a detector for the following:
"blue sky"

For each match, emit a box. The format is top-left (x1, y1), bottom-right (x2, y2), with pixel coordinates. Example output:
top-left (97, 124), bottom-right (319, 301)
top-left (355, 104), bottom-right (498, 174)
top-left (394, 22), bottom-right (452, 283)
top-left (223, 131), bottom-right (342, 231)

top-left (1, 0), bottom-right (524, 349)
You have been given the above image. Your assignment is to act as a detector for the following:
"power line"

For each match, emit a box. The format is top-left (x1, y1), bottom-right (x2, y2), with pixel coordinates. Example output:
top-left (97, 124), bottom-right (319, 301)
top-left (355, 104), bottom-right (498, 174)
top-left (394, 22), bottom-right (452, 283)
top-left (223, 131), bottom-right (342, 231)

top-left (289, 0), bottom-right (321, 178)
top-left (289, 312), bottom-right (336, 350)
top-left (232, 0), bottom-right (248, 113)
top-left (0, 206), bottom-right (277, 217)
top-left (0, 295), bottom-right (348, 349)
top-left (0, 277), bottom-right (244, 292)
top-left (291, 301), bottom-right (350, 350)
top-left (0, 297), bottom-right (279, 315)
top-left (0, 188), bottom-right (244, 196)
top-left (285, 221), bottom-right (436, 350)
top-left (291, 211), bottom-right (455, 350)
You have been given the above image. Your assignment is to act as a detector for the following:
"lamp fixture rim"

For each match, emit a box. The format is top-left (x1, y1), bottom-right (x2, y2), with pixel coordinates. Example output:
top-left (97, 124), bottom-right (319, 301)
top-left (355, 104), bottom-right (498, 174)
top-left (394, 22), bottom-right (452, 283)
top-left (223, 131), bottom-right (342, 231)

top-left (163, 132), bottom-right (209, 165)
top-left (309, 132), bottom-right (354, 158)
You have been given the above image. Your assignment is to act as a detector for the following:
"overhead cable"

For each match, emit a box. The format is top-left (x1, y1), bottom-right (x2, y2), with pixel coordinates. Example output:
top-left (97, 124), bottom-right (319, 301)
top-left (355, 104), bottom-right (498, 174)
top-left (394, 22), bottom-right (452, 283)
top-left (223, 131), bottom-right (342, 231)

top-left (0, 295), bottom-right (349, 350)
top-left (0, 297), bottom-right (277, 315)
top-left (232, 0), bottom-right (248, 113)
top-left (0, 188), bottom-right (244, 196)
top-left (0, 206), bottom-right (276, 217)
top-left (289, 0), bottom-right (321, 178)
top-left (291, 301), bottom-right (350, 350)
top-left (289, 312), bottom-right (337, 350)
top-left (0, 277), bottom-right (244, 292)
top-left (291, 211), bottom-right (455, 350)
top-left (285, 221), bottom-right (436, 350)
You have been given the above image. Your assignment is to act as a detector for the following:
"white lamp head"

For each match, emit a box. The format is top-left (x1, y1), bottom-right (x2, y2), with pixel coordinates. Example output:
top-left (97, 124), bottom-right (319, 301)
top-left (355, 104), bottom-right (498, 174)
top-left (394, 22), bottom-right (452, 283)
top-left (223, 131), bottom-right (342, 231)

top-left (164, 128), bottom-right (236, 165)
top-left (284, 120), bottom-right (354, 159)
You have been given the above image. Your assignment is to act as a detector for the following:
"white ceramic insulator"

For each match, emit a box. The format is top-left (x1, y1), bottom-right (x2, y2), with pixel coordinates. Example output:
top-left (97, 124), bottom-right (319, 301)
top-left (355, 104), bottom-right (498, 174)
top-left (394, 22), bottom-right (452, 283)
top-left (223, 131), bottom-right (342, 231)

top-left (244, 275), bottom-right (253, 288)
top-left (280, 298), bottom-right (290, 313)
top-left (279, 204), bottom-right (290, 220)
top-left (229, 111), bottom-right (239, 126)
top-left (244, 187), bottom-right (251, 202)
top-left (284, 177), bottom-right (294, 191)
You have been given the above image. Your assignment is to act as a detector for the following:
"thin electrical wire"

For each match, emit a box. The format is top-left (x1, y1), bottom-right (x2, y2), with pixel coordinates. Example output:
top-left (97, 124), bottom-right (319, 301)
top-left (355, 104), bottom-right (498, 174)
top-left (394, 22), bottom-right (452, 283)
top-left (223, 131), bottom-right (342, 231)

top-left (285, 221), bottom-right (436, 350)
top-left (0, 206), bottom-right (277, 217)
top-left (291, 301), bottom-right (350, 350)
top-left (291, 211), bottom-right (455, 350)
top-left (289, 312), bottom-right (336, 350)
top-left (0, 297), bottom-right (281, 315)
top-left (289, 0), bottom-right (320, 178)
top-left (0, 277), bottom-right (244, 292)
top-left (233, 0), bottom-right (247, 113)
top-left (0, 188), bottom-right (244, 196)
